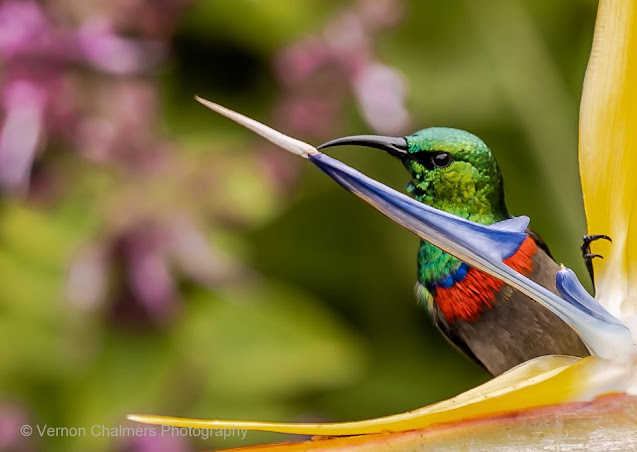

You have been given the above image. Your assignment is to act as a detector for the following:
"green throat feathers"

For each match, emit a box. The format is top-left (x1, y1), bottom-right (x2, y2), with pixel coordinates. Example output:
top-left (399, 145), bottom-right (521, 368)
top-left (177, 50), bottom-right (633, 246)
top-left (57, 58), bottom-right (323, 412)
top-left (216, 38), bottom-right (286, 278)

top-left (401, 128), bottom-right (509, 307)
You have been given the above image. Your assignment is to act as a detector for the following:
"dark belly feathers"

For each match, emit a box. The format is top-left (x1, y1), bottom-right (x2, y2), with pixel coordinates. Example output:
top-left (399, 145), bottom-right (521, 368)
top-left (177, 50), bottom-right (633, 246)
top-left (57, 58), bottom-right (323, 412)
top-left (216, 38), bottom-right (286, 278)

top-left (432, 235), bottom-right (590, 376)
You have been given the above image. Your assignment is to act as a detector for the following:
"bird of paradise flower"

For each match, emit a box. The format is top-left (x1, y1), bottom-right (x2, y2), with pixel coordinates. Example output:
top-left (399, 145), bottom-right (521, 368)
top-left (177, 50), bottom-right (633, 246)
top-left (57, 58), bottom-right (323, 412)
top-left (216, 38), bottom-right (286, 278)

top-left (129, 0), bottom-right (637, 449)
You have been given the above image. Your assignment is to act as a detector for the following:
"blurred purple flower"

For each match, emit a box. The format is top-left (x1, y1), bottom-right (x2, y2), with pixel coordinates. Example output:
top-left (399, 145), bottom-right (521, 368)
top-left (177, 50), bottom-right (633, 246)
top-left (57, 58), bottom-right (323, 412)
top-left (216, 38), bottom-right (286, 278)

top-left (121, 429), bottom-right (192, 452)
top-left (166, 216), bottom-right (241, 286)
top-left (272, 94), bottom-right (340, 138)
top-left (74, 80), bottom-right (164, 165)
top-left (77, 19), bottom-right (164, 75)
top-left (0, 403), bottom-right (33, 452)
top-left (67, 243), bottom-right (110, 311)
top-left (275, 36), bottom-right (331, 87)
top-left (0, 0), bottom-right (61, 60)
top-left (0, 0), bottom-right (214, 326)
top-left (272, 0), bottom-right (409, 137)
top-left (125, 226), bottom-right (177, 323)
top-left (353, 63), bottom-right (409, 135)
top-left (0, 0), bottom-right (164, 193)
top-left (0, 0), bottom-right (406, 330)
top-left (68, 214), bottom-right (244, 326)
top-left (108, 0), bottom-right (195, 39)
top-left (323, 11), bottom-right (370, 73)
top-left (357, 0), bottom-right (405, 30)
top-left (0, 80), bottom-right (46, 193)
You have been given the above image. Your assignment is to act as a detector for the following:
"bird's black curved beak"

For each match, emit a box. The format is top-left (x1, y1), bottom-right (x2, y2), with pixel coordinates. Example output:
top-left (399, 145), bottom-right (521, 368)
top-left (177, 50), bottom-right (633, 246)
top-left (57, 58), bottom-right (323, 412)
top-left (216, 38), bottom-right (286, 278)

top-left (317, 135), bottom-right (409, 158)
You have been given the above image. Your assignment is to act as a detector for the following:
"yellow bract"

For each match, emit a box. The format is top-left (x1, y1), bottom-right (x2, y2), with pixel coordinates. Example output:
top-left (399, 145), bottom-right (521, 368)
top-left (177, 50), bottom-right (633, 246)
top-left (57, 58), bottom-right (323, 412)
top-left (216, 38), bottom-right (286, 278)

top-left (579, 0), bottom-right (637, 338)
top-left (129, 356), bottom-right (632, 436)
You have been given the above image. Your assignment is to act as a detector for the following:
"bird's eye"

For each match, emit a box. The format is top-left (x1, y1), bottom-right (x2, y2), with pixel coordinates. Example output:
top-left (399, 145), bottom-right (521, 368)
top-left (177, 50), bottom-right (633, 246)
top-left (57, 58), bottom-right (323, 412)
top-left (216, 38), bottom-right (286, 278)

top-left (431, 152), bottom-right (452, 168)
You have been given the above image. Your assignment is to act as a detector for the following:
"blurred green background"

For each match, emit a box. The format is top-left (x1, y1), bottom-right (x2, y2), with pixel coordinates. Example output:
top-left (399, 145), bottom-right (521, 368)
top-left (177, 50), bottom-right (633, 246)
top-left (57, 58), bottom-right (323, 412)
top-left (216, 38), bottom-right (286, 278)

top-left (0, 0), bottom-right (597, 450)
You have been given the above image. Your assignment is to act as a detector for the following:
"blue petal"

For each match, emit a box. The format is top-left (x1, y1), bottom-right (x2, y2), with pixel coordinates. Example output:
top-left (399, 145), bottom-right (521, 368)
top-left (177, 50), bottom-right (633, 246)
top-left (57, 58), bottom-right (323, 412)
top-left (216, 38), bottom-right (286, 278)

top-left (556, 267), bottom-right (624, 325)
top-left (310, 154), bottom-right (528, 261)
top-left (489, 216), bottom-right (529, 233)
top-left (309, 153), bottom-right (635, 360)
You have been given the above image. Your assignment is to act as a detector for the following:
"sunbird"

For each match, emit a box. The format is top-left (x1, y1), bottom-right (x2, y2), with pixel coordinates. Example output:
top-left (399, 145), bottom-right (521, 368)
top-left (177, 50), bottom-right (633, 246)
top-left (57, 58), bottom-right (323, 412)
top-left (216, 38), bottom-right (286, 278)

top-left (127, 99), bottom-right (636, 441)
top-left (319, 129), bottom-right (605, 375)
top-left (187, 98), bottom-right (630, 375)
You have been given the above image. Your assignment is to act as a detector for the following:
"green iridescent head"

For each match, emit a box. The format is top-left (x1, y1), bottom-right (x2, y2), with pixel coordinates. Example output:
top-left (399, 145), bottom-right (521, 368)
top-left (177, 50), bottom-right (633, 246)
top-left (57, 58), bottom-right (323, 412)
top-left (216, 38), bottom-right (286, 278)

top-left (318, 127), bottom-right (508, 223)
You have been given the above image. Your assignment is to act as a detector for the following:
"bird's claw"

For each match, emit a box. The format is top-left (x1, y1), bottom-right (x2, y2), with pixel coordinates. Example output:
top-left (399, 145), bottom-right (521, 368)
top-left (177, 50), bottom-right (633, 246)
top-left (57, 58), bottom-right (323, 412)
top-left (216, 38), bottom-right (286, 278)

top-left (581, 234), bottom-right (612, 254)
top-left (583, 253), bottom-right (604, 260)
top-left (581, 234), bottom-right (612, 289)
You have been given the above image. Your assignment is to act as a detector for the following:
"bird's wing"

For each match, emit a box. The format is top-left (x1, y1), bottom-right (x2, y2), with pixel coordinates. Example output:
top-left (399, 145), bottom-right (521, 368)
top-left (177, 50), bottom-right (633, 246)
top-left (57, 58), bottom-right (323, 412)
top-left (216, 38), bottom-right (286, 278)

top-left (430, 302), bottom-right (487, 372)
top-left (526, 228), bottom-right (555, 260)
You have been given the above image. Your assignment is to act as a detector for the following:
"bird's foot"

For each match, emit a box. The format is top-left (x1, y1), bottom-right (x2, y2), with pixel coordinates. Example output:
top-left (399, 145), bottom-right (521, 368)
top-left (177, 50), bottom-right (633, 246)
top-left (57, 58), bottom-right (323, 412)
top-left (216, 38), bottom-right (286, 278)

top-left (581, 234), bottom-right (612, 288)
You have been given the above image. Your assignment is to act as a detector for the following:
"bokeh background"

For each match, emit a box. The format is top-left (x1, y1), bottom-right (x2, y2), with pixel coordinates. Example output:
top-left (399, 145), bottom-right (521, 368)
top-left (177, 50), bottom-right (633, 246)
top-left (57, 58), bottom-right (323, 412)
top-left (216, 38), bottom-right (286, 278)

top-left (0, 0), bottom-right (598, 450)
